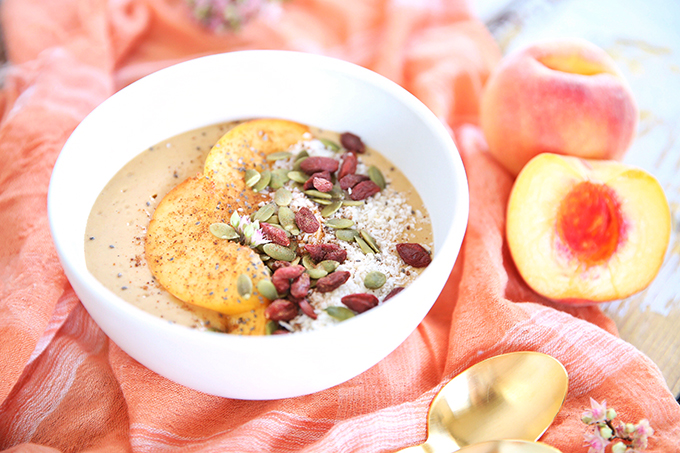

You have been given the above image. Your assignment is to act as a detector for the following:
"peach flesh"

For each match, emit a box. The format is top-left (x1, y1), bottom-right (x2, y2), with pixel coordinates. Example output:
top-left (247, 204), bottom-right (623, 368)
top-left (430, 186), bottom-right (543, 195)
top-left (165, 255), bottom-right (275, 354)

top-left (557, 181), bottom-right (624, 266)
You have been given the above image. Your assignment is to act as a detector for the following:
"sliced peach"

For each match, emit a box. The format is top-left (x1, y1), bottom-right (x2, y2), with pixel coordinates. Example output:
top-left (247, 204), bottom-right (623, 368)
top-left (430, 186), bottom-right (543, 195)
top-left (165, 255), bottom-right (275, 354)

top-left (145, 175), bottom-right (270, 316)
top-left (506, 153), bottom-right (670, 304)
top-left (204, 118), bottom-right (309, 187)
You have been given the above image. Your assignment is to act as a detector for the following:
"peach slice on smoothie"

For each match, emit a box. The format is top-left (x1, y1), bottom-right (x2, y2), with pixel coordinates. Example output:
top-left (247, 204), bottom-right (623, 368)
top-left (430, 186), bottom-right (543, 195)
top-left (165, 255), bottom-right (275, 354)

top-left (145, 119), bottom-right (310, 334)
top-left (506, 153), bottom-right (670, 304)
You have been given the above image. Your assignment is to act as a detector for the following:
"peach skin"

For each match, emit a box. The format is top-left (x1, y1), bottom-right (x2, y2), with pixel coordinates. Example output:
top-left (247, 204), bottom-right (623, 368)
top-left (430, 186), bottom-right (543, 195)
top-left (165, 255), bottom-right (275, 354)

top-left (506, 153), bottom-right (670, 305)
top-left (481, 38), bottom-right (638, 176)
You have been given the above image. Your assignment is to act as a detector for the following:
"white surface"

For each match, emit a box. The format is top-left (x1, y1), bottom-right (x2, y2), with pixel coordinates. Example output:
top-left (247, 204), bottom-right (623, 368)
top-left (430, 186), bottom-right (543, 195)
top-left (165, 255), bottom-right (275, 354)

top-left (48, 51), bottom-right (469, 400)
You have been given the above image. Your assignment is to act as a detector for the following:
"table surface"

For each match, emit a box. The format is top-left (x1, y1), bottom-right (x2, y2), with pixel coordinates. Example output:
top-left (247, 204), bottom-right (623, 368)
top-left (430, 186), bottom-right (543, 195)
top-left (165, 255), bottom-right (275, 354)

top-left (476, 0), bottom-right (680, 399)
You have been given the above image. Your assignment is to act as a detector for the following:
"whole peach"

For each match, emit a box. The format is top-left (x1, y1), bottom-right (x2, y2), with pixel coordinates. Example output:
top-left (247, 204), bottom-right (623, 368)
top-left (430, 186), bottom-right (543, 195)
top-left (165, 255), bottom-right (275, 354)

top-left (480, 38), bottom-right (638, 176)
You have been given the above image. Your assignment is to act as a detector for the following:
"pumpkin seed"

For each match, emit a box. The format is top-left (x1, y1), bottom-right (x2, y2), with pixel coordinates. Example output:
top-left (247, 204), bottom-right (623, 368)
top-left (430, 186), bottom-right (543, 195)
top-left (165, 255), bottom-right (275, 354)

top-left (257, 279), bottom-right (279, 300)
top-left (301, 254), bottom-right (316, 270)
top-left (263, 243), bottom-right (297, 261)
top-left (325, 218), bottom-right (354, 229)
top-left (306, 267), bottom-right (328, 279)
top-left (342, 200), bottom-right (365, 207)
top-left (368, 165), bottom-right (386, 189)
top-left (329, 186), bottom-right (345, 199)
top-left (355, 235), bottom-right (375, 255)
top-left (209, 222), bottom-right (239, 240)
top-left (278, 206), bottom-right (296, 230)
top-left (304, 189), bottom-right (332, 199)
top-left (317, 260), bottom-right (339, 273)
top-left (265, 320), bottom-right (279, 335)
top-left (364, 271), bottom-right (386, 289)
top-left (244, 169), bottom-right (261, 188)
top-left (237, 274), bottom-right (253, 298)
top-left (268, 214), bottom-right (280, 225)
top-left (321, 201), bottom-right (343, 218)
top-left (252, 169), bottom-right (271, 192)
top-left (266, 151), bottom-right (293, 161)
top-left (293, 156), bottom-right (308, 171)
top-left (318, 137), bottom-right (340, 152)
top-left (297, 149), bottom-right (309, 159)
top-left (252, 203), bottom-right (277, 222)
top-left (335, 229), bottom-right (358, 242)
top-left (291, 256), bottom-right (301, 266)
top-left (360, 230), bottom-right (380, 252)
top-left (311, 198), bottom-right (332, 206)
top-left (325, 306), bottom-right (355, 321)
top-left (274, 188), bottom-right (293, 206)
top-left (287, 170), bottom-right (308, 184)
top-left (269, 169), bottom-right (290, 190)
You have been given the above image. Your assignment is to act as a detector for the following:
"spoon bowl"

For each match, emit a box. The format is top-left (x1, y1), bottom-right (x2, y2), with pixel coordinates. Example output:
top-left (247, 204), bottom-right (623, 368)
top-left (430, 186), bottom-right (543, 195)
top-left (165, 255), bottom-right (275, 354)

top-left (457, 440), bottom-right (562, 453)
top-left (399, 351), bottom-right (568, 452)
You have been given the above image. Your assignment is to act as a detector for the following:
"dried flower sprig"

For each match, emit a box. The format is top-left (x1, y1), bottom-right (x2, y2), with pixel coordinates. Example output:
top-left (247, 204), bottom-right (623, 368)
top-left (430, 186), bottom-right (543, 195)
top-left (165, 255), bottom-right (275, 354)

top-left (185, 0), bottom-right (276, 32)
top-left (582, 398), bottom-right (654, 453)
top-left (230, 212), bottom-right (269, 247)
top-left (209, 212), bottom-right (270, 248)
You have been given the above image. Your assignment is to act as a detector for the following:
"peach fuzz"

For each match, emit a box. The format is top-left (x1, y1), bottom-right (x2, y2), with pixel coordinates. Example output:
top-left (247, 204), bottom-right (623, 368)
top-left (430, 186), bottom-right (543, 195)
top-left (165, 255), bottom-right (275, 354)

top-left (506, 153), bottom-right (670, 305)
top-left (480, 38), bottom-right (638, 176)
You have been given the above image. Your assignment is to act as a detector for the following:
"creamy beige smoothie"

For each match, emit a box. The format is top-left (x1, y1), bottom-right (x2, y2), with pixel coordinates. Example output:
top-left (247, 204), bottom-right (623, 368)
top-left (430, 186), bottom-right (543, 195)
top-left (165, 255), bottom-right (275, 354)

top-left (85, 120), bottom-right (433, 333)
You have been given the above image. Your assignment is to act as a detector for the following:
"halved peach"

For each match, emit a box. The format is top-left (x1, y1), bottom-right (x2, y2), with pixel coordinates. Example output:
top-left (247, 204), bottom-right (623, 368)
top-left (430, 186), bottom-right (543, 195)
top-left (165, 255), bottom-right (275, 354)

top-left (506, 153), bottom-right (670, 304)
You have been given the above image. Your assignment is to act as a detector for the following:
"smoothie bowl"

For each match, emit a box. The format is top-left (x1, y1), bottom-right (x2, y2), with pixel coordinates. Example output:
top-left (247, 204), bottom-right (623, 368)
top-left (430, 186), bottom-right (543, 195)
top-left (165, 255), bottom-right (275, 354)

top-left (48, 51), bottom-right (468, 400)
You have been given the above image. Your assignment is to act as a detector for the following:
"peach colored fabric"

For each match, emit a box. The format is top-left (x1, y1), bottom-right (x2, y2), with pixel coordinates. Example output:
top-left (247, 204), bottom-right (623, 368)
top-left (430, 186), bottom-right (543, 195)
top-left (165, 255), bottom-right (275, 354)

top-left (0, 0), bottom-right (678, 451)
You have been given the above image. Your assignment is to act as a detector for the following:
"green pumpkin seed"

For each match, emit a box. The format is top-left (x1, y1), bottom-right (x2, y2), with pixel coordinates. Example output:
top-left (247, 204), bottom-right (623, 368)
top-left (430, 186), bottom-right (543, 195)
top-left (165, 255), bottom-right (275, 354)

top-left (368, 165), bottom-right (386, 189)
top-left (262, 243), bottom-right (297, 261)
top-left (355, 236), bottom-right (375, 255)
top-left (304, 189), bottom-right (332, 199)
top-left (257, 279), bottom-right (279, 300)
top-left (287, 170), bottom-right (309, 184)
top-left (290, 256), bottom-right (301, 266)
top-left (266, 151), bottom-right (293, 161)
top-left (237, 274), bottom-right (253, 298)
top-left (311, 198), bottom-right (332, 206)
top-left (297, 149), bottom-right (309, 159)
top-left (293, 156), bottom-right (308, 171)
top-left (318, 137), bottom-right (340, 152)
top-left (278, 206), bottom-right (296, 230)
top-left (306, 267), bottom-right (328, 279)
top-left (329, 186), bottom-right (345, 200)
top-left (244, 169), bottom-right (261, 188)
top-left (317, 260), bottom-right (339, 273)
top-left (274, 188), bottom-right (293, 206)
top-left (269, 169), bottom-right (290, 190)
top-left (325, 306), bottom-right (355, 321)
top-left (325, 218), bottom-right (354, 229)
top-left (321, 201), bottom-right (343, 218)
top-left (364, 271), bottom-right (387, 289)
top-left (301, 254), bottom-right (316, 270)
top-left (268, 214), bottom-right (280, 225)
top-left (360, 230), bottom-right (380, 252)
top-left (252, 169), bottom-right (271, 192)
top-left (252, 203), bottom-right (277, 222)
top-left (265, 320), bottom-right (279, 335)
top-left (342, 200), bottom-right (365, 207)
top-left (335, 229), bottom-right (359, 242)
top-left (209, 222), bottom-right (239, 240)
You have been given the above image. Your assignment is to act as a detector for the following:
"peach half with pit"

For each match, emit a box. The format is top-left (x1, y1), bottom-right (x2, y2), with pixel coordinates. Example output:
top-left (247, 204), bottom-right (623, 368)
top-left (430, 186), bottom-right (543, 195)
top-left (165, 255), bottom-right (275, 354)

top-left (506, 153), bottom-right (670, 304)
top-left (481, 38), bottom-right (638, 176)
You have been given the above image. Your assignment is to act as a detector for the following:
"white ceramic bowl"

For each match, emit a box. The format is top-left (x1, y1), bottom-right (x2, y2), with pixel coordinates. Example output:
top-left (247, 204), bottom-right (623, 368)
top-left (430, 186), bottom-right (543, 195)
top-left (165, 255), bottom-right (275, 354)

top-left (48, 50), bottom-right (469, 400)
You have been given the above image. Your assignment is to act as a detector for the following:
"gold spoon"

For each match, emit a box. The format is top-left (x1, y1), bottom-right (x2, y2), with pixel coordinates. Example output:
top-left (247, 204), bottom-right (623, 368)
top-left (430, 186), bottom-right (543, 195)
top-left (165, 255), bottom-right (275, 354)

top-left (455, 440), bottom-right (563, 453)
top-left (398, 351), bottom-right (568, 452)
